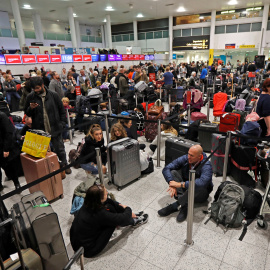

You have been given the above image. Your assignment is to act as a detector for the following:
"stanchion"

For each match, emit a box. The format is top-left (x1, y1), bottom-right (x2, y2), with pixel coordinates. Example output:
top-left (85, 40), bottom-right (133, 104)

top-left (159, 86), bottom-right (162, 100)
top-left (104, 114), bottom-right (110, 144)
top-left (95, 148), bottom-right (104, 184)
top-left (222, 131), bottom-right (232, 182)
top-left (156, 119), bottom-right (161, 168)
top-left (108, 97), bottom-right (112, 115)
top-left (202, 83), bottom-right (205, 95)
top-left (146, 102), bottom-right (149, 115)
top-left (135, 92), bottom-right (138, 107)
top-left (168, 93), bottom-right (171, 105)
top-left (184, 169), bottom-right (196, 246)
top-left (187, 104), bottom-right (191, 126)
top-left (66, 108), bottom-right (73, 145)
top-left (206, 88), bottom-right (210, 121)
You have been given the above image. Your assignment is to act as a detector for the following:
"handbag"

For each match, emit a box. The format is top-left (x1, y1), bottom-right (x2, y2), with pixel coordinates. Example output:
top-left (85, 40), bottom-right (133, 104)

top-left (21, 130), bottom-right (51, 158)
top-left (148, 105), bottom-right (164, 115)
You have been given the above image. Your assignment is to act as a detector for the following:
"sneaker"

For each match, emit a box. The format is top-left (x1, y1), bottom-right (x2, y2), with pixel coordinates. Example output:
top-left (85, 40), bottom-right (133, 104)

top-left (158, 204), bottom-right (177, 217)
top-left (133, 214), bottom-right (148, 227)
top-left (176, 206), bottom-right (188, 222)
top-left (135, 211), bottom-right (144, 217)
top-left (0, 184), bottom-right (4, 192)
top-left (15, 183), bottom-right (22, 194)
top-left (65, 168), bottom-right (72, 174)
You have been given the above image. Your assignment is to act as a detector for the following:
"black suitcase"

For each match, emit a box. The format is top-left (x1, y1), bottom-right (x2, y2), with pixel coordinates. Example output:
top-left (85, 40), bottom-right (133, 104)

top-left (83, 115), bottom-right (103, 134)
top-left (230, 143), bottom-right (257, 187)
top-left (211, 133), bottom-right (231, 176)
top-left (198, 123), bottom-right (219, 152)
top-left (165, 137), bottom-right (200, 166)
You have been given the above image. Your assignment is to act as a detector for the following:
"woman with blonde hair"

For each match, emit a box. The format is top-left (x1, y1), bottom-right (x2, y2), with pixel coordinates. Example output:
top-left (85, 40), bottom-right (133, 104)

top-left (150, 122), bottom-right (178, 160)
top-left (80, 124), bottom-right (107, 176)
top-left (110, 123), bottom-right (127, 142)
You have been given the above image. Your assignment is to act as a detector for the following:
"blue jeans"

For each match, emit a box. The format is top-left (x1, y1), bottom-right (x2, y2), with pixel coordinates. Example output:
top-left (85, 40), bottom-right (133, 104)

top-left (80, 163), bottom-right (99, 175)
top-left (6, 91), bottom-right (21, 106)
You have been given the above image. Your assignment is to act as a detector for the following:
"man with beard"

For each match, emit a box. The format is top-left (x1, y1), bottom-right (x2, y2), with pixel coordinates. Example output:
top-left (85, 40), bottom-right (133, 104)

top-left (24, 77), bottom-right (71, 174)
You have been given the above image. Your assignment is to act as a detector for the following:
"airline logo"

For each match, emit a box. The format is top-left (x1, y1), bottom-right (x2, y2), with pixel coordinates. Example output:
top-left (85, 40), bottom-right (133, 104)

top-left (116, 55), bottom-right (122, 61)
top-left (134, 55), bottom-right (140, 60)
top-left (122, 54), bottom-right (128, 61)
top-left (61, 54), bottom-right (73, 63)
top-left (128, 54), bottom-right (134, 60)
top-left (83, 55), bottom-right (92, 62)
top-left (73, 55), bottom-right (83, 62)
top-left (4, 54), bottom-right (22, 64)
top-left (139, 55), bottom-right (145, 60)
top-left (21, 55), bottom-right (36, 64)
top-left (50, 55), bottom-right (62, 63)
top-left (0, 55), bottom-right (5, 64)
top-left (36, 55), bottom-right (50, 63)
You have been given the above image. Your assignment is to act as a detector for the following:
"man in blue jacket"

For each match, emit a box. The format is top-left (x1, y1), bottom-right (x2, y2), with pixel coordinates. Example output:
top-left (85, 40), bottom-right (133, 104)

top-left (200, 64), bottom-right (208, 86)
top-left (158, 145), bottom-right (213, 222)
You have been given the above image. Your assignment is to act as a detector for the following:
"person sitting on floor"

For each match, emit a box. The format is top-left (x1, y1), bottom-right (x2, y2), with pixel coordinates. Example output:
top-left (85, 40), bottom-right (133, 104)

top-left (80, 124), bottom-right (107, 178)
top-left (70, 184), bottom-right (148, 258)
top-left (158, 145), bottom-right (213, 222)
top-left (149, 122), bottom-right (178, 161)
top-left (110, 123), bottom-right (127, 142)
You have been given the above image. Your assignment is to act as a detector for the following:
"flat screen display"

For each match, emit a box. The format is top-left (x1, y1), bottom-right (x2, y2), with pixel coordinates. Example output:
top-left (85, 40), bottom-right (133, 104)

top-left (145, 55), bottom-right (150, 61)
top-left (36, 55), bottom-right (50, 63)
top-left (73, 55), bottom-right (83, 62)
top-left (134, 55), bottom-right (140, 61)
top-left (128, 54), bottom-right (134, 61)
top-left (116, 55), bottom-right (122, 61)
top-left (61, 54), bottom-right (73, 63)
top-left (0, 55), bottom-right (6, 64)
top-left (122, 54), bottom-right (128, 61)
top-left (83, 55), bottom-right (92, 62)
top-left (4, 54), bottom-right (22, 64)
top-left (50, 55), bottom-right (62, 63)
top-left (139, 55), bottom-right (145, 60)
top-left (92, 54), bottom-right (100, 62)
top-left (149, 55), bottom-right (155, 60)
top-left (100, 54), bottom-right (107, 61)
top-left (108, 54), bottom-right (116, 61)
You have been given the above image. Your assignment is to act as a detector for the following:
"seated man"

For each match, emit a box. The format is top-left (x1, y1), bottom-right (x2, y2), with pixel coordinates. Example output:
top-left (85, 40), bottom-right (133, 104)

top-left (158, 145), bottom-right (213, 222)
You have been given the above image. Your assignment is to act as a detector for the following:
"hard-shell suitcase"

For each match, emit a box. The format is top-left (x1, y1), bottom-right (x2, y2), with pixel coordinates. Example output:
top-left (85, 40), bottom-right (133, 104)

top-left (83, 115), bottom-right (102, 135)
top-left (0, 218), bottom-right (43, 270)
top-left (198, 123), bottom-right (219, 152)
top-left (219, 113), bottom-right (241, 133)
top-left (10, 191), bottom-right (69, 270)
top-left (165, 137), bottom-right (200, 165)
top-left (232, 109), bottom-right (246, 130)
top-left (211, 133), bottom-right (231, 176)
top-left (107, 138), bottom-right (141, 189)
top-left (230, 143), bottom-right (257, 187)
top-left (176, 86), bottom-right (185, 101)
top-left (20, 152), bottom-right (63, 202)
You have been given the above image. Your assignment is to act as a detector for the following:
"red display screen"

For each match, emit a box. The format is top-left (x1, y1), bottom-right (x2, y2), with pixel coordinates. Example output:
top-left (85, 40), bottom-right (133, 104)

top-left (73, 55), bottom-right (83, 62)
top-left (36, 55), bottom-right (50, 63)
top-left (83, 55), bottom-right (92, 62)
top-left (4, 54), bottom-right (22, 64)
top-left (140, 55), bottom-right (145, 60)
top-left (122, 54), bottom-right (128, 61)
top-left (128, 54), bottom-right (134, 60)
top-left (50, 55), bottom-right (62, 63)
top-left (21, 54), bottom-right (36, 64)
top-left (134, 55), bottom-right (140, 61)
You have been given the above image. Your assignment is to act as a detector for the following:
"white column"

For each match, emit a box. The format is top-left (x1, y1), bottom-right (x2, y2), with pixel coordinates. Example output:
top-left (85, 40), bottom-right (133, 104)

top-left (75, 20), bottom-right (81, 48)
top-left (209, 10), bottom-right (216, 65)
top-left (10, 0), bottom-right (25, 48)
top-left (259, 4), bottom-right (269, 55)
top-left (106, 14), bottom-right (112, 49)
top-left (68, 7), bottom-right (77, 48)
top-left (32, 13), bottom-right (44, 43)
top-left (169, 16), bottom-right (173, 62)
top-left (133, 20), bottom-right (138, 47)
top-left (101, 25), bottom-right (105, 48)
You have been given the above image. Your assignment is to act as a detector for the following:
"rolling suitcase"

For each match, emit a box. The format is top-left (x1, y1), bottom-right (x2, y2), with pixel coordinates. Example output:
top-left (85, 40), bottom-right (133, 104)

top-left (198, 123), bottom-right (219, 152)
top-left (107, 138), bottom-right (141, 190)
top-left (211, 133), bottom-right (231, 176)
top-left (219, 113), bottom-right (241, 133)
top-left (232, 109), bottom-right (246, 130)
top-left (0, 218), bottom-right (43, 270)
top-left (165, 137), bottom-right (200, 165)
top-left (176, 86), bottom-right (185, 101)
top-left (145, 111), bottom-right (167, 141)
top-left (10, 191), bottom-right (68, 270)
top-left (20, 152), bottom-right (63, 202)
top-left (230, 143), bottom-right (257, 187)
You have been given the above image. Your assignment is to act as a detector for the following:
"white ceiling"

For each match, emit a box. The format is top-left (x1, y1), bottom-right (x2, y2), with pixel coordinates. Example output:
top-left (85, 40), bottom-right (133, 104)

top-left (2, 0), bottom-right (270, 26)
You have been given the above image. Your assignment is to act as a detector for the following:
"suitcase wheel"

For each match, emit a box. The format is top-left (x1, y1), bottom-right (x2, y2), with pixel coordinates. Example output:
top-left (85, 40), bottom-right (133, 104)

top-left (257, 219), bottom-right (266, 229)
top-left (108, 181), bottom-right (112, 185)
top-left (117, 187), bottom-right (122, 191)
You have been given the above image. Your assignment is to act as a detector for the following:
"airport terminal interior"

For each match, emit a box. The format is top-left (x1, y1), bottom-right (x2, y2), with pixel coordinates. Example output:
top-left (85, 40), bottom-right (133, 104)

top-left (0, 0), bottom-right (270, 269)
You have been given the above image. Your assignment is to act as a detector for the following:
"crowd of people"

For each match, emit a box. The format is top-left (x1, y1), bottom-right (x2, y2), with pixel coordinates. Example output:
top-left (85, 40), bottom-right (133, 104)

top-left (0, 58), bottom-right (270, 258)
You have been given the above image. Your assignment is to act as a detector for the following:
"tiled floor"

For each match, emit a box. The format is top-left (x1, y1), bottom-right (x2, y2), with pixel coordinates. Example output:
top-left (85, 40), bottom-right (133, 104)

top-left (1, 105), bottom-right (270, 270)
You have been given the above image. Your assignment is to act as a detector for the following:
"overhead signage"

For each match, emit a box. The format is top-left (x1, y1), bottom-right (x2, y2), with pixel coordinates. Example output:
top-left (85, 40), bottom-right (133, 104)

top-left (173, 35), bottom-right (210, 50)
top-left (116, 55), bottom-right (122, 61)
top-left (61, 54), bottom-right (73, 63)
top-left (225, 44), bottom-right (236, 49)
top-left (149, 55), bottom-right (154, 60)
top-left (122, 54), bottom-right (128, 61)
top-left (128, 54), bottom-right (134, 60)
top-left (239, 45), bottom-right (255, 49)
top-left (100, 54), bottom-right (107, 61)
top-left (21, 54), bottom-right (36, 64)
top-left (4, 54), bottom-right (22, 64)
top-left (145, 55), bottom-right (150, 61)
top-left (177, 55), bottom-right (184, 59)
top-left (108, 55), bottom-right (116, 61)
top-left (83, 55), bottom-right (92, 62)
top-left (140, 55), bottom-right (145, 60)
top-left (0, 55), bottom-right (6, 64)
top-left (50, 55), bottom-right (62, 63)
top-left (36, 55), bottom-right (50, 63)
top-left (91, 54), bottom-right (100, 62)
top-left (134, 55), bottom-right (140, 61)
top-left (73, 55), bottom-right (83, 62)
top-left (172, 54), bottom-right (176, 59)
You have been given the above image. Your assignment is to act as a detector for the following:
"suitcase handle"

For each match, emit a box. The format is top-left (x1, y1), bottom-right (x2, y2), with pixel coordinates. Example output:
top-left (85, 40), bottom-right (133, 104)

top-left (124, 142), bottom-right (134, 149)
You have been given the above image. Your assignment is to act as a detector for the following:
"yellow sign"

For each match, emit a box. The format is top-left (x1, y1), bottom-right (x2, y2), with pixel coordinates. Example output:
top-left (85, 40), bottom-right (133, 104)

top-left (209, 49), bottom-right (214, 66)
top-left (239, 45), bottom-right (255, 48)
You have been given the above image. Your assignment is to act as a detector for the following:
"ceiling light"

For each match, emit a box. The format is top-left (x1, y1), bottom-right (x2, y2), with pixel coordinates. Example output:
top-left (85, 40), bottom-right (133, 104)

top-left (103, 19), bottom-right (107, 22)
top-left (73, 13), bottom-right (77, 17)
top-left (129, 4), bottom-right (133, 9)
top-left (23, 4), bottom-right (32, 9)
top-left (105, 6), bottom-right (114, 11)
top-left (177, 7), bottom-right (186, 12)
top-left (137, 13), bottom-right (144, 17)
top-left (57, 20), bottom-right (60, 22)
top-left (199, 16), bottom-right (204, 19)
top-left (228, 0), bottom-right (237, 5)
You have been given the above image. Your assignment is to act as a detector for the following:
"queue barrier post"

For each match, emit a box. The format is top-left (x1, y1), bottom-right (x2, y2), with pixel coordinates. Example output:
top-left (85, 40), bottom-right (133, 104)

top-left (222, 131), bottom-right (232, 182)
top-left (108, 97), bottom-right (112, 115)
top-left (66, 108), bottom-right (73, 145)
top-left (105, 114), bottom-right (110, 144)
top-left (184, 169), bottom-right (196, 246)
top-left (156, 119), bottom-right (161, 168)
top-left (95, 148), bottom-right (104, 184)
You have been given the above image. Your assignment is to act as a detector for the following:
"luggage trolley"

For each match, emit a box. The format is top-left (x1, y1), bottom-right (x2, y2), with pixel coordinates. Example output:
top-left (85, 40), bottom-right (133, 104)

top-left (256, 143), bottom-right (270, 228)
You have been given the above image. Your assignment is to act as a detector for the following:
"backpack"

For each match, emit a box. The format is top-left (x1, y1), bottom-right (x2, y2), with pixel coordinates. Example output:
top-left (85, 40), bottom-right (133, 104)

top-left (206, 182), bottom-right (245, 228)
top-left (224, 99), bottom-right (236, 112)
top-left (240, 121), bottom-right (261, 146)
top-left (68, 139), bottom-right (85, 168)
top-left (234, 99), bottom-right (246, 111)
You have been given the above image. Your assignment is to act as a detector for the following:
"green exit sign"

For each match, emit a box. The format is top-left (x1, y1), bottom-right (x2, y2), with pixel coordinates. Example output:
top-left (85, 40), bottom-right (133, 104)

top-left (177, 55), bottom-right (184, 59)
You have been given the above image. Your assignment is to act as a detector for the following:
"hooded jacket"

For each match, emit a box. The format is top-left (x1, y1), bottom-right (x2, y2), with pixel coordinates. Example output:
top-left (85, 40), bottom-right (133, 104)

top-left (162, 152), bottom-right (213, 190)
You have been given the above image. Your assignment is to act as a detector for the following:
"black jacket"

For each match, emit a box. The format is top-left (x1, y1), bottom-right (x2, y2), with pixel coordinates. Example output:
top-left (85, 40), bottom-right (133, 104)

top-left (148, 65), bottom-right (155, 75)
top-left (70, 199), bottom-right (132, 258)
top-left (3, 81), bottom-right (16, 92)
top-left (42, 76), bottom-right (50, 88)
top-left (80, 136), bottom-right (107, 165)
top-left (248, 64), bottom-right (256, 72)
top-left (24, 89), bottom-right (66, 137)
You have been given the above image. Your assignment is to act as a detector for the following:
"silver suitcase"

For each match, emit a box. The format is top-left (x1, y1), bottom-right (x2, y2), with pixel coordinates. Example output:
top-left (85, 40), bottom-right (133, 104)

top-left (107, 138), bottom-right (141, 190)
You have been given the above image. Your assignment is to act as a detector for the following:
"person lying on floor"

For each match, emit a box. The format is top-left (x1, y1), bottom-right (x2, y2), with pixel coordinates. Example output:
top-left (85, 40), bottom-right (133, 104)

top-left (70, 184), bottom-right (148, 258)
top-left (158, 145), bottom-right (213, 222)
